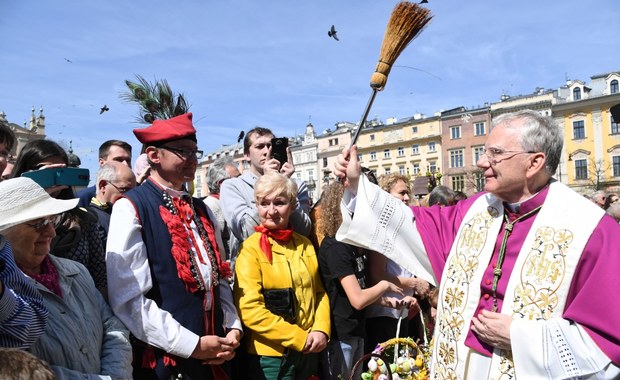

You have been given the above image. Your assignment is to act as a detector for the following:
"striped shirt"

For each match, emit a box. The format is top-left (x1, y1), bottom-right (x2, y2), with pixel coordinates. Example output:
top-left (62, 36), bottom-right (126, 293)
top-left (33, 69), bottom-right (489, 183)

top-left (0, 237), bottom-right (48, 349)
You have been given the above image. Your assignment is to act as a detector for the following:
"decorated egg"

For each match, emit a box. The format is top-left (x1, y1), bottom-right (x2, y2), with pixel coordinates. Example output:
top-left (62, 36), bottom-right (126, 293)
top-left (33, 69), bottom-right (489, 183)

top-left (401, 360), bottom-right (411, 372)
top-left (368, 358), bottom-right (378, 372)
top-left (379, 361), bottom-right (388, 374)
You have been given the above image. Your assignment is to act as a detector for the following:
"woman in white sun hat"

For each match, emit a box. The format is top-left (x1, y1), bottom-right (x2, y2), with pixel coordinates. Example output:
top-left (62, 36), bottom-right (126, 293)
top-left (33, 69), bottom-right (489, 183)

top-left (0, 177), bottom-right (132, 380)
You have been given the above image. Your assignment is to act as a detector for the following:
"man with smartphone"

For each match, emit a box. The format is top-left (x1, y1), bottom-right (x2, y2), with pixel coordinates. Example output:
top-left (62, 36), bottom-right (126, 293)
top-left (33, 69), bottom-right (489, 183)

top-left (220, 127), bottom-right (312, 272)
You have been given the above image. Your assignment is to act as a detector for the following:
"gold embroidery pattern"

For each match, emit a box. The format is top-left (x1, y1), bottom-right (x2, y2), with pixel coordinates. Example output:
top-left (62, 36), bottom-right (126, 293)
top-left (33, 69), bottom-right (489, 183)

top-left (497, 350), bottom-right (515, 380)
top-left (497, 226), bottom-right (572, 378)
top-left (432, 211), bottom-right (494, 379)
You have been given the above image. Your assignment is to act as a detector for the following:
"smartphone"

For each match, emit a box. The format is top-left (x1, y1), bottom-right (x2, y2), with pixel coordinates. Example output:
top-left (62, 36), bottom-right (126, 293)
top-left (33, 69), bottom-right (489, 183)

top-left (270, 137), bottom-right (289, 166)
top-left (21, 167), bottom-right (90, 189)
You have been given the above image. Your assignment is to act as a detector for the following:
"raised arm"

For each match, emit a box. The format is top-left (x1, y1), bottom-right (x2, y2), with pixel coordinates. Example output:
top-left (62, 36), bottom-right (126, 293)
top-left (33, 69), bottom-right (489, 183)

top-left (333, 145), bottom-right (362, 195)
top-left (220, 177), bottom-right (261, 243)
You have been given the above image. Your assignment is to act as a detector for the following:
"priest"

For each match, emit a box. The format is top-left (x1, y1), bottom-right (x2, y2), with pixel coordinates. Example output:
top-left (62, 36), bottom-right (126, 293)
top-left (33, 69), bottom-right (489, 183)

top-left (334, 110), bottom-right (620, 379)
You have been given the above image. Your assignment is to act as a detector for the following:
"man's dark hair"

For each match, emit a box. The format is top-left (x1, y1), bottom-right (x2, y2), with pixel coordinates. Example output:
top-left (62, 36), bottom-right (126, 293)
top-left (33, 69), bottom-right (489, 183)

top-left (98, 140), bottom-right (132, 160)
top-left (243, 127), bottom-right (274, 155)
top-left (0, 121), bottom-right (17, 152)
top-left (428, 185), bottom-right (456, 207)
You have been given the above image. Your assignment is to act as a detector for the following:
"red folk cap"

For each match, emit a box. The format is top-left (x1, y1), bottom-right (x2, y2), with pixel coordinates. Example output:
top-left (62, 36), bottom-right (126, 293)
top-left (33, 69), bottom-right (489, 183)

top-left (133, 113), bottom-right (197, 145)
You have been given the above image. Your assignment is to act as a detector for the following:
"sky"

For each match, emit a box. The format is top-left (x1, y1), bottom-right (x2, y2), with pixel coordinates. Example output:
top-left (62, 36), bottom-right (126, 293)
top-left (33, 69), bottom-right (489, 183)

top-left (1, 0), bottom-right (619, 179)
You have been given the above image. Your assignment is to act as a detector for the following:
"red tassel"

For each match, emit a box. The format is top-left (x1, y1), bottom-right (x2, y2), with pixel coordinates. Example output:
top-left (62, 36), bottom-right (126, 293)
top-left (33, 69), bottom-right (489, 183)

top-left (159, 205), bottom-right (200, 293)
top-left (163, 354), bottom-right (177, 367)
top-left (142, 347), bottom-right (157, 369)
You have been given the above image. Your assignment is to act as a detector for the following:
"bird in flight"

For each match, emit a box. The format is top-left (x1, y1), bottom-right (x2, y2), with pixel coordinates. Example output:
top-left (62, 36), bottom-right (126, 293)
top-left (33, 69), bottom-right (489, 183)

top-left (100, 105), bottom-right (109, 114)
top-left (419, 0), bottom-right (428, 3)
top-left (328, 25), bottom-right (339, 41)
top-left (64, 58), bottom-right (73, 63)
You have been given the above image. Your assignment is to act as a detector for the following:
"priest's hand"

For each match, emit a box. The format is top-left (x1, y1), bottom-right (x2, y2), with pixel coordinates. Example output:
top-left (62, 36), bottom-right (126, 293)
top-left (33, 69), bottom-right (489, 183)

top-left (334, 145), bottom-right (361, 194)
top-left (471, 309), bottom-right (512, 350)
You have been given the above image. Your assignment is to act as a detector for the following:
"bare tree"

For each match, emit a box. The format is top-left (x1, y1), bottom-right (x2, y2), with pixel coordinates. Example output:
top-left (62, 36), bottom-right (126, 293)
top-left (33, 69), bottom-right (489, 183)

top-left (589, 158), bottom-right (610, 191)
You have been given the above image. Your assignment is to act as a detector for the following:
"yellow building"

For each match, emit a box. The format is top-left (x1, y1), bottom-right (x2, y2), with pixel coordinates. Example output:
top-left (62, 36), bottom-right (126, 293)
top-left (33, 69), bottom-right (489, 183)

top-left (554, 71), bottom-right (620, 194)
top-left (354, 114), bottom-right (442, 198)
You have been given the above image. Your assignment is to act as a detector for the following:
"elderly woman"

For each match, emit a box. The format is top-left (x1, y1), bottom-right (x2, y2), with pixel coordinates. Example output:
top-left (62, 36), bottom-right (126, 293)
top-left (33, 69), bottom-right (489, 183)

top-left (364, 174), bottom-right (431, 353)
top-left (233, 172), bottom-right (330, 379)
top-left (0, 177), bottom-right (132, 379)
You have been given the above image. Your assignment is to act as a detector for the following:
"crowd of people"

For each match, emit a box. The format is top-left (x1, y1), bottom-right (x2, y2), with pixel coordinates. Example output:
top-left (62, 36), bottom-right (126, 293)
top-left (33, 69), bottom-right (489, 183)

top-left (1, 109), bottom-right (619, 380)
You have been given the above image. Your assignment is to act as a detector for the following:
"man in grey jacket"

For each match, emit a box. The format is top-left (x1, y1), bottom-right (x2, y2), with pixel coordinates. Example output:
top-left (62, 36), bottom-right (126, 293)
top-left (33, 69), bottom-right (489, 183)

top-left (220, 127), bottom-right (312, 270)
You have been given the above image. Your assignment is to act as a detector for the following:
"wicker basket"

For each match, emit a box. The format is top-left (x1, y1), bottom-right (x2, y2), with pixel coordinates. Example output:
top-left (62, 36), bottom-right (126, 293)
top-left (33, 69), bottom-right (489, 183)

top-left (352, 337), bottom-right (428, 380)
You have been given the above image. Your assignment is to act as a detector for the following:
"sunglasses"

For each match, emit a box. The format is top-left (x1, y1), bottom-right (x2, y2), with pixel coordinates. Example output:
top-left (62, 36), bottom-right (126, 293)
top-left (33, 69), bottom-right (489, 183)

top-left (25, 215), bottom-right (62, 232)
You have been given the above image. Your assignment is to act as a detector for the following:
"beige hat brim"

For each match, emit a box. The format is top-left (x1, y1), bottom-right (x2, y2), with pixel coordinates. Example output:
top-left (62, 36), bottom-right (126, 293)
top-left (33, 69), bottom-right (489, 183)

top-left (0, 197), bottom-right (78, 232)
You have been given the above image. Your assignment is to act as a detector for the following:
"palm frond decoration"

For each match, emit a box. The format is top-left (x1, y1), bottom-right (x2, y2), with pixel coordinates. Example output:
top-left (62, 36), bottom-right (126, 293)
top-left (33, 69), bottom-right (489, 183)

top-left (120, 75), bottom-right (190, 124)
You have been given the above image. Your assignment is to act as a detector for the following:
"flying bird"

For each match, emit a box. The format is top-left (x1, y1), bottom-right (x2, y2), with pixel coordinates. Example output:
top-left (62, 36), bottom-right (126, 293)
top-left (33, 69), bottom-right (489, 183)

top-left (233, 130), bottom-right (245, 152)
top-left (328, 25), bottom-right (339, 41)
top-left (419, 0), bottom-right (429, 3)
top-left (99, 105), bottom-right (109, 114)
top-left (64, 58), bottom-right (72, 63)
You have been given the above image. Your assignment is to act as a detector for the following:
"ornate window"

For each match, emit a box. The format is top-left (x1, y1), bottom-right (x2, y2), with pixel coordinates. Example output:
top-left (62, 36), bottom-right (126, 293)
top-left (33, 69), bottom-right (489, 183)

top-left (575, 159), bottom-right (588, 179)
top-left (474, 122), bottom-right (485, 136)
top-left (573, 120), bottom-right (585, 140)
top-left (450, 125), bottom-right (461, 140)
top-left (449, 149), bottom-right (464, 168)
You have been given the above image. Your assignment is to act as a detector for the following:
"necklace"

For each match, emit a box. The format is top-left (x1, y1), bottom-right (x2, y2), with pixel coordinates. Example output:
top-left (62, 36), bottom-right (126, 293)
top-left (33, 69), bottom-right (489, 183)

top-left (491, 204), bottom-right (543, 311)
top-left (162, 191), bottom-right (221, 288)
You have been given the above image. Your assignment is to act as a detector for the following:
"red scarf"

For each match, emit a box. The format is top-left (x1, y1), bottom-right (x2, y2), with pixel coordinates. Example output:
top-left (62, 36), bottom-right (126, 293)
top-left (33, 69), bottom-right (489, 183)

top-left (254, 225), bottom-right (294, 263)
top-left (30, 256), bottom-right (62, 298)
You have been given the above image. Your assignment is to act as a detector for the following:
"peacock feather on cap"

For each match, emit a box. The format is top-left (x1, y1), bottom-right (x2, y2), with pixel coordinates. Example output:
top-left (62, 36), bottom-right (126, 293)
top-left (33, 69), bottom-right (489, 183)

top-left (121, 75), bottom-right (190, 124)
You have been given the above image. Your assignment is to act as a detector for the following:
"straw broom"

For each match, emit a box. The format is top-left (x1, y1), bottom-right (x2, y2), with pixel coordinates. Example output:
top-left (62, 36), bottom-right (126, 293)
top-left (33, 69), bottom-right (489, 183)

top-left (350, 1), bottom-right (433, 147)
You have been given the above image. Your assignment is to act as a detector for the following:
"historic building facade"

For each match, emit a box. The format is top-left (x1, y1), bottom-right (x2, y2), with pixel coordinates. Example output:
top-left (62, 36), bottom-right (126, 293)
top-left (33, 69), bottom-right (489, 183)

top-left (0, 107), bottom-right (47, 157)
top-left (291, 122), bottom-right (319, 203)
top-left (554, 71), bottom-right (620, 194)
top-left (196, 69), bottom-right (620, 199)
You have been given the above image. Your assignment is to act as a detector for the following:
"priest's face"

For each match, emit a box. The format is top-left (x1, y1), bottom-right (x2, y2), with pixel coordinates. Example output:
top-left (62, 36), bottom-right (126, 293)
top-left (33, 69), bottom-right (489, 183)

top-left (477, 122), bottom-right (535, 202)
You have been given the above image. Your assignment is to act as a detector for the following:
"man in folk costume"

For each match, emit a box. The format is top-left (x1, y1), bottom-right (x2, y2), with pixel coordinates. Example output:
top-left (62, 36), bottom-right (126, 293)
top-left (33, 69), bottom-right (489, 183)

top-left (106, 113), bottom-right (242, 380)
top-left (334, 110), bottom-right (620, 379)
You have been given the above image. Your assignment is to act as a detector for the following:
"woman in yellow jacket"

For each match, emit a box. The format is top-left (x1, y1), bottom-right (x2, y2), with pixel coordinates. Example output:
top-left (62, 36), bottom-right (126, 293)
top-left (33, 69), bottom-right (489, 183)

top-left (234, 172), bottom-right (330, 379)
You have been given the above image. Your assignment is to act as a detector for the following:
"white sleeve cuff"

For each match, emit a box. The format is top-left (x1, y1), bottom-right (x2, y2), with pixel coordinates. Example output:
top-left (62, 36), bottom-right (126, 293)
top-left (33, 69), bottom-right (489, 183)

top-left (511, 318), bottom-right (615, 379)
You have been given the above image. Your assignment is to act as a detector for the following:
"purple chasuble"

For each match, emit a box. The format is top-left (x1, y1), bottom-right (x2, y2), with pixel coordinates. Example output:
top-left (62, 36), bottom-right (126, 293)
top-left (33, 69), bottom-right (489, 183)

top-left (411, 187), bottom-right (620, 365)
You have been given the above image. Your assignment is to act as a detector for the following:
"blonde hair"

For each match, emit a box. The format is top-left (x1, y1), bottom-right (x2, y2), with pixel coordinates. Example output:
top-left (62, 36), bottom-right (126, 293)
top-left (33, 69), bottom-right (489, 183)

top-left (254, 172), bottom-right (298, 207)
top-left (378, 173), bottom-right (410, 193)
